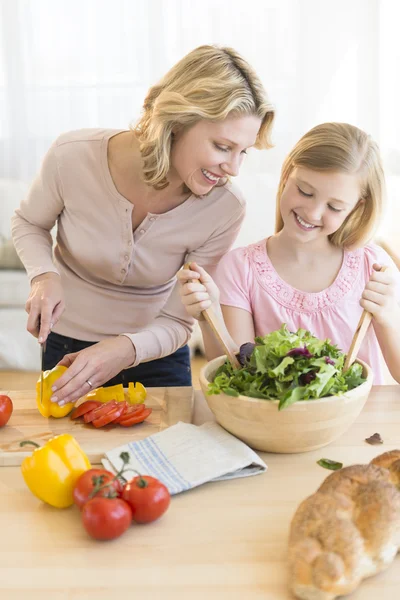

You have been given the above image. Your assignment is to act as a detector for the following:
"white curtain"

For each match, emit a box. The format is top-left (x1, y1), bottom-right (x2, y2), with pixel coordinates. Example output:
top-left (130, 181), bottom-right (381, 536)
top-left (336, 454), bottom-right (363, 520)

top-left (1, 0), bottom-right (399, 239)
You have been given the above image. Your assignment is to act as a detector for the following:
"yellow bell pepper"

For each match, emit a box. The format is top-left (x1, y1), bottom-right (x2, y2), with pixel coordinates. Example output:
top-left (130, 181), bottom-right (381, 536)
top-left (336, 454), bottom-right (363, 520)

top-left (86, 382), bottom-right (147, 405)
top-left (36, 365), bottom-right (74, 418)
top-left (128, 381), bottom-right (146, 404)
top-left (20, 434), bottom-right (91, 508)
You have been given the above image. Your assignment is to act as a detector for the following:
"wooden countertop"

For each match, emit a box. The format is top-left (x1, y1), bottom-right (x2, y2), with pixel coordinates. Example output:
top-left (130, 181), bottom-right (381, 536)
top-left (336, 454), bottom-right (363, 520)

top-left (1, 385), bottom-right (399, 600)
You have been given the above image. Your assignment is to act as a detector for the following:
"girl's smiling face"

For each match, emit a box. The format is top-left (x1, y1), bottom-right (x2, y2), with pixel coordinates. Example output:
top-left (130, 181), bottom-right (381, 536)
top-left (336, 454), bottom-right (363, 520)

top-left (279, 167), bottom-right (362, 241)
top-left (169, 114), bottom-right (261, 195)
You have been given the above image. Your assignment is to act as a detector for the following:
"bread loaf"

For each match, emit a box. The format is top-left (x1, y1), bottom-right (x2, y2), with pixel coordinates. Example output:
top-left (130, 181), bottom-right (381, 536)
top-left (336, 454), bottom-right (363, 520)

top-left (288, 450), bottom-right (400, 600)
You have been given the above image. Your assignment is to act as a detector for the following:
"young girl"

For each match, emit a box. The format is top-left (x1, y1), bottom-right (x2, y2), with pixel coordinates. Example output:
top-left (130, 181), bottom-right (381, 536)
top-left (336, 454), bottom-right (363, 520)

top-left (178, 122), bottom-right (400, 384)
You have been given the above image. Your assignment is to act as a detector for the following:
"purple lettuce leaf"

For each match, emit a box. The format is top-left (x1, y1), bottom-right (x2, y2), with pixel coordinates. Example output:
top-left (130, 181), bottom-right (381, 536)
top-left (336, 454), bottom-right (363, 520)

top-left (299, 370), bottom-right (317, 386)
top-left (286, 346), bottom-right (313, 359)
top-left (238, 342), bottom-right (256, 366)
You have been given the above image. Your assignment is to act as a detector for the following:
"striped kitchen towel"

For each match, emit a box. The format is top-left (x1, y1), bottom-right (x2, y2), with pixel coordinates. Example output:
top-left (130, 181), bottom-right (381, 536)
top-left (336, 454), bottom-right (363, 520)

top-left (102, 421), bottom-right (267, 495)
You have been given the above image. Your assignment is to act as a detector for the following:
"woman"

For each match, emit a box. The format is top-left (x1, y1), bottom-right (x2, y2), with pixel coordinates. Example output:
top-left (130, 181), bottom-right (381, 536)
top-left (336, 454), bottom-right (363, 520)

top-left (12, 44), bottom-right (275, 405)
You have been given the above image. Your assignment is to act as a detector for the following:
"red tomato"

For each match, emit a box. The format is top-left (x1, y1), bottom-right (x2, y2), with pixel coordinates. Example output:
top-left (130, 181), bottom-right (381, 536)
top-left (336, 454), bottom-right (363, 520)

top-left (73, 468), bottom-right (123, 509)
top-left (82, 497), bottom-right (132, 540)
top-left (118, 407), bottom-right (152, 427)
top-left (122, 475), bottom-right (170, 523)
top-left (92, 401), bottom-right (127, 428)
top-left (0, 395), bottom-right (13, 427)
top-left (71, 400), bottom-right (102, 419)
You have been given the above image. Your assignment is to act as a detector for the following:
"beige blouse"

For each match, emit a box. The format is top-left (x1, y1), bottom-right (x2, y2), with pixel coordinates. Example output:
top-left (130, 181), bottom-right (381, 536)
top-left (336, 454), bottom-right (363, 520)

top-left (11, 129), bottom-right (246, 365)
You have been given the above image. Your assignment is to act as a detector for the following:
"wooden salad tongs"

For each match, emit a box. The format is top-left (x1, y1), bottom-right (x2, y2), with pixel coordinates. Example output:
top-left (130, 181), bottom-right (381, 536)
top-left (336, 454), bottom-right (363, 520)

top-left (183, 263), bottom-right (240, 369)
top-left (344, 265), bottom-right (388, 371)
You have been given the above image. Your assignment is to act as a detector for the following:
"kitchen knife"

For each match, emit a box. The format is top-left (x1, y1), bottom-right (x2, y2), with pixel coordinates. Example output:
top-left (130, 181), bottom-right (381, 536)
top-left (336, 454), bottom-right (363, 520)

top-left (38, 317), bottom-right (47, 406)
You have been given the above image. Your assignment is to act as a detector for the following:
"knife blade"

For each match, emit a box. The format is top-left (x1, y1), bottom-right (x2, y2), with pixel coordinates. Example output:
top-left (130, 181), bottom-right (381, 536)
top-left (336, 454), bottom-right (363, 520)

top-left (38, 315), bottom-right (47, 407)
top-left (40, 340), bottom-right (46, 406)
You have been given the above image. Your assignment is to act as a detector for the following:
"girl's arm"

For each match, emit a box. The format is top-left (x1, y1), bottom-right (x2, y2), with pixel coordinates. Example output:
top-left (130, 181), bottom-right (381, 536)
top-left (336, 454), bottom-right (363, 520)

top-left (222, 305), bottom-right (256, 349)
top-left (373, 316), bottom-right (400, 383)
top-left (361, 263), bottom-right (400, 383)
top-left (198, 304), bottom-right (255, 361)
top-left (177, 263), bottom-right (255, 361)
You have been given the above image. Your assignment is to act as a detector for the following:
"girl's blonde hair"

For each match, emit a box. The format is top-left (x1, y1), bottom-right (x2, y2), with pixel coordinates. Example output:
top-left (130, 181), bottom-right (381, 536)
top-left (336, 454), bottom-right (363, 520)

top-left (275, 123), bottom-right (385, 248)
top-left (134, 45), bottom-right (275, 190)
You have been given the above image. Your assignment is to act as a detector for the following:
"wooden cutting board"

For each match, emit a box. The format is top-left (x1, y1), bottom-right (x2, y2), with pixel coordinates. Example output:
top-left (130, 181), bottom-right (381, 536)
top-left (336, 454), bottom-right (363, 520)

top-left (0, 387), bottom-right (194, 466)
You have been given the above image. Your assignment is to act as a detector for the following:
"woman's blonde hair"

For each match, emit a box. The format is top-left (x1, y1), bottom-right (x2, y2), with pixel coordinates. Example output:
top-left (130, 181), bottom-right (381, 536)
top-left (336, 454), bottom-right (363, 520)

top-left (275, 123), bottom-right (385, 248)
top-left (134, 45), bottom-right (275, 190)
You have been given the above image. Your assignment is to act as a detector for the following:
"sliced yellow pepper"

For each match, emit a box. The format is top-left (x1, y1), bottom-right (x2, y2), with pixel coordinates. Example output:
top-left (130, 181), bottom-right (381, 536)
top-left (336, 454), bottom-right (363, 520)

top-left (86, 382), bottom-right (147, 405)
top-left (20, 434), bottom-right (91, 508)
top-left (36, 365), bottom-right (75, 418)
top-left (86, 383), bottom-right (125, 403)
top-left (128, 381), bottom-right (147, 404)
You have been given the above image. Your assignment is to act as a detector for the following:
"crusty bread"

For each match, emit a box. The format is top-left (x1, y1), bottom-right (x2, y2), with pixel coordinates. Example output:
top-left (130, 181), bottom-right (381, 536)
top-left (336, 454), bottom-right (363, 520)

top-left (288, 450), bottom-right (400, 600)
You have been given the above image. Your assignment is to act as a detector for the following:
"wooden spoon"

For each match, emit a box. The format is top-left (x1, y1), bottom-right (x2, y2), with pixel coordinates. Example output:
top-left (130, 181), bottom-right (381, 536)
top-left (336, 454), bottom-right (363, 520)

top-left (183, 263), bottom-right (240, 369)
top-left (344, 265), bottom-right (388, 371)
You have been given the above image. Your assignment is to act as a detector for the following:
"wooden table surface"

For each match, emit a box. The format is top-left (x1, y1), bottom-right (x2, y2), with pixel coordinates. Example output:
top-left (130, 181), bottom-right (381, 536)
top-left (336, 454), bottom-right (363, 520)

top-left (0, 386), bottom-right (194, 466)
top-left (1, 385), bottom-right (400, 600)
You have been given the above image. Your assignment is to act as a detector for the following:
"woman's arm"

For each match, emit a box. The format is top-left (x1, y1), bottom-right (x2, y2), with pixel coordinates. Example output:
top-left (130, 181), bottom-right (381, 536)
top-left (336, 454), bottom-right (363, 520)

top-left (124, 199), bottom-right (246, 366)
top-left (11, 141), bottom-right (65, 341)
top-left (11, 142), bottom-right (63, 282)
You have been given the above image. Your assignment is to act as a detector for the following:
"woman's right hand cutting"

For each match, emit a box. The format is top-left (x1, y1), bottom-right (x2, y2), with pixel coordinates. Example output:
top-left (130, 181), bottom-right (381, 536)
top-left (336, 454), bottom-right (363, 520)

top-left (177, 262), bottom-right (220, 320)
top-left (25, 272), bottom-right (65, 343)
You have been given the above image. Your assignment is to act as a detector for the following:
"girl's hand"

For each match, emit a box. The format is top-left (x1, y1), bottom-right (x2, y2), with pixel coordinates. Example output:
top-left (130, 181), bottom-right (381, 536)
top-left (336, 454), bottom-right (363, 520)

top-left (177, 262), bottom-right (220, 320)
top-left (49, 336), bottom-right (136, 406)
top-left (360, 263), bottom-right (400, 327)
top-left (26, 272), bottom-right (65, 343)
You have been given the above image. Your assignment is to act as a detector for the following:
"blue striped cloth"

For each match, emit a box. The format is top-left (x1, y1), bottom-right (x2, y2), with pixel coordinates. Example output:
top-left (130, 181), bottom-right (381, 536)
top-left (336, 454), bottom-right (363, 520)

top-left (102, 421), bottom-right (267, 495)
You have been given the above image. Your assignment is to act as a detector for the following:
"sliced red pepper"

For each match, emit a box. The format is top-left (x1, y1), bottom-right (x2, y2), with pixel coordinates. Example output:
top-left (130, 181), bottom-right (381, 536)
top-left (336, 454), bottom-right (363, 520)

top-left (71, 400), bottom-right (102, 420)
top-left (118, 407), bottom-right (152, 427)
top-left (84, 400), bottom-right (117, 423)
top-left (92, 402), bottom-right (128, 428)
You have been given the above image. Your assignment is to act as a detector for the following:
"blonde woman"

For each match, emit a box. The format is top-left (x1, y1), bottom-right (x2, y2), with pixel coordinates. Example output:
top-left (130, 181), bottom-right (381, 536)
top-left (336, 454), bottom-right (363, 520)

top-left (12, 45), bottom-right (274, 404)
top-left (179, 122), bottom-right (400, 384)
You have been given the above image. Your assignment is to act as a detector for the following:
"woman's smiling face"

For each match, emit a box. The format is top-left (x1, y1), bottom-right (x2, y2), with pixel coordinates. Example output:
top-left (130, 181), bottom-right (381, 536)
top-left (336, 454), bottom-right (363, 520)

top-left (169, 114), bottom-right (261, 195)
top-left (279, 167), bottom-right (362, 241)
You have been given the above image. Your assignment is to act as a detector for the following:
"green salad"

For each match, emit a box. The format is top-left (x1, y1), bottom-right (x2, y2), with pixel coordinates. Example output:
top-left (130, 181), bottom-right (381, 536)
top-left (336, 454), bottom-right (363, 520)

top-left (208, 324), bottom-right (366, 410)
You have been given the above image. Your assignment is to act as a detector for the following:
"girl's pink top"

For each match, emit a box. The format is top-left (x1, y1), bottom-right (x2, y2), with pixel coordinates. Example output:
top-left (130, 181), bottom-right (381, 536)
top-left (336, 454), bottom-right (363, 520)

top-left (215, 239), bottom-right (400, 384)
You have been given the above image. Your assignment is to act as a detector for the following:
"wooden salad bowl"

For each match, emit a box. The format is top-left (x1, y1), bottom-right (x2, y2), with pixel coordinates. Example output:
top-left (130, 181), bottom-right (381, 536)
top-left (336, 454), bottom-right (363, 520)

top-left (199, 356), bottom-right (373, 453)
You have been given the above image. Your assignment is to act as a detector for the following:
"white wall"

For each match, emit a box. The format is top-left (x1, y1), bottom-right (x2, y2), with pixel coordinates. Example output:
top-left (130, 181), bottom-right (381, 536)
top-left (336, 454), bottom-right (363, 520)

top-left (1, 0), bottom-right (399, 242)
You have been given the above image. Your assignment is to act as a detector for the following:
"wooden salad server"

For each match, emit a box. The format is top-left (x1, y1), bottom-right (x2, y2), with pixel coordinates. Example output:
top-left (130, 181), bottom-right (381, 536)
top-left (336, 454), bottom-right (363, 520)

top-left (344, 265), bottom-right (388, 371)
top-left (183, 263), bottom-right (240, 369)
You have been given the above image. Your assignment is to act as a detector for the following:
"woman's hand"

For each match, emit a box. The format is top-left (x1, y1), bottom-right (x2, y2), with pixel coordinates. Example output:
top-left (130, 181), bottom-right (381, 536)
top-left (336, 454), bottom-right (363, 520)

top-left (49, 336), bottom-right (136, 406)
top-left (177, 262), bottom-right (220, 320)
top-left (361, 263), bottom-right (400, 327)
top-left (26, 272), bottom-right (65, 343)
